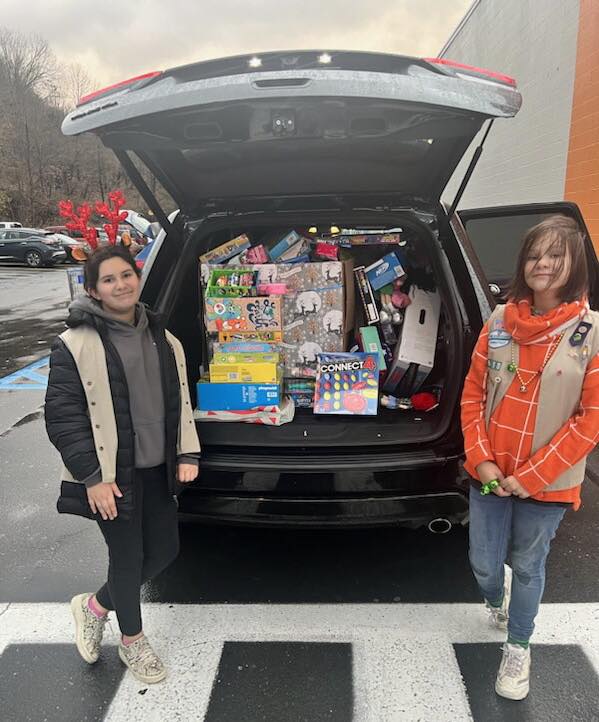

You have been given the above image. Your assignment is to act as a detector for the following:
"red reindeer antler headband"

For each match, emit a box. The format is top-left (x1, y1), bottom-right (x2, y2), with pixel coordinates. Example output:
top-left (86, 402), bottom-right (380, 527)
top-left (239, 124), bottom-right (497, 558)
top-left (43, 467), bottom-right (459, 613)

top-left (58, 191), bottom-right (129, 261)
top-left (95, 190), bottom-right (128, 245)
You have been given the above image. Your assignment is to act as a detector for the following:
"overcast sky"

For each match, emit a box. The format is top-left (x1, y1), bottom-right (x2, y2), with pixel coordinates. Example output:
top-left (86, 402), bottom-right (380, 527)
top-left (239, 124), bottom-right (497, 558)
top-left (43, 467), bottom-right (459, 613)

top-left (2, 0), bottom-right (473, 89)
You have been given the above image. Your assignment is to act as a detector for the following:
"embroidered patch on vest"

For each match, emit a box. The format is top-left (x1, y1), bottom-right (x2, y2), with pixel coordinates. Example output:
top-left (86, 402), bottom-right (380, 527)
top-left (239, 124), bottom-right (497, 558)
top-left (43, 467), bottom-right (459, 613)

top-left (488, 330), bottom-right (511, 348)
top-left (569, 322), bottom-right (592, 347)
top-left (488, 318), bottom-right (511, 349)
top-left (487, 359), bottom-right (502, 371)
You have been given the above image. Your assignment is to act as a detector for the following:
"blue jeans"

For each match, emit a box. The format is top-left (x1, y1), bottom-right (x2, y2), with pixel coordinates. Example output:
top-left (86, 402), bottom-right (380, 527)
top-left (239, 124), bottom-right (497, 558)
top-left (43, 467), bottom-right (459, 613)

top-left (468, 485), bottom-right (566, 642)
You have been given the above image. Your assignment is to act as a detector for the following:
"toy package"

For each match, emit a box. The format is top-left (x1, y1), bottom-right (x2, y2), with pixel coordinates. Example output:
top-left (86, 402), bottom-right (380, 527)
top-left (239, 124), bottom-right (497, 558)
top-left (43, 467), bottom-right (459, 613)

top-left (313, 352), bottom-right (379, 416)
top-left (197, 380), bottom-right (281, 410)
top-left (199, 234), bottom-right (251, 264)
top-left (205, 297), bottom-right (282, 333)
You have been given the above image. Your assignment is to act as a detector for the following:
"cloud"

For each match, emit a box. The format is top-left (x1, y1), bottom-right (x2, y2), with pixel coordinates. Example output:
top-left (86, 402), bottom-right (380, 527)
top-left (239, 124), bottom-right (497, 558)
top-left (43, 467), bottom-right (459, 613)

top-left (2, 0), bottom-right (472, 87)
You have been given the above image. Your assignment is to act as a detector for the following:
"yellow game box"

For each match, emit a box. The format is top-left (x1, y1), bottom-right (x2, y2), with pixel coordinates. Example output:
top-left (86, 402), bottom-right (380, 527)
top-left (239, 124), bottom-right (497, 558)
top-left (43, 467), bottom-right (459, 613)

top-left (209, 361), bottom-right (279, 384)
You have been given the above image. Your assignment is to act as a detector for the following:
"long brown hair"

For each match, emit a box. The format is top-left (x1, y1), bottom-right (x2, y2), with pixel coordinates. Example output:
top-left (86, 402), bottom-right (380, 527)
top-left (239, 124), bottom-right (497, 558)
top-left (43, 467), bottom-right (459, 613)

top-left (509, 215), bottom-right (589, 303)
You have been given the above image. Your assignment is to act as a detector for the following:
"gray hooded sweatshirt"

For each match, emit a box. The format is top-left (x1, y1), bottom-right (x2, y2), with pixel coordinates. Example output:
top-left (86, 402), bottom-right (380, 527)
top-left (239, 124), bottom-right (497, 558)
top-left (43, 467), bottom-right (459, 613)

top-left (67, 296), bottom-right (196, 486)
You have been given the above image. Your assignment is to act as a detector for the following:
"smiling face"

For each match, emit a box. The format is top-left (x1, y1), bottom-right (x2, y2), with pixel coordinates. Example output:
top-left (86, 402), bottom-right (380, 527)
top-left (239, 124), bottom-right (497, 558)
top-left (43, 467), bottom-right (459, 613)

top-left (523, 233), bottom-right (571, 297)
top-left (89, 256), bottom-right (141, 320)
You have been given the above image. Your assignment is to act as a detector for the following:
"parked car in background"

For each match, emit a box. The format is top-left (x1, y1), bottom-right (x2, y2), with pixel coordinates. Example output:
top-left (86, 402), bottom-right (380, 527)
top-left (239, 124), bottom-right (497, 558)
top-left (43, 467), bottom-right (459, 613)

top-left (45, 224), bottom-right (84, 240)
top-left (0, 228), bottom-right (67, 267)
top-left (0, 221), bottom-right (23, 229)
top-left (48, 232), bottom-right (88, 262)
top-left (45, 225), bottom-right (110, 246)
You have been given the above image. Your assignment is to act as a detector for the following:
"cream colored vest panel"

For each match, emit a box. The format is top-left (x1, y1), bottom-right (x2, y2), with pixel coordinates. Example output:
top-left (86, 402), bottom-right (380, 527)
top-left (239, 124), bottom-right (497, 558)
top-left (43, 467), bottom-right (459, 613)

top-left (484, 305), bottom-right (599, 491)
top-left (59, 327), bottom-right (118, 485)
top-left (58, 326), bottom-right (201, 486)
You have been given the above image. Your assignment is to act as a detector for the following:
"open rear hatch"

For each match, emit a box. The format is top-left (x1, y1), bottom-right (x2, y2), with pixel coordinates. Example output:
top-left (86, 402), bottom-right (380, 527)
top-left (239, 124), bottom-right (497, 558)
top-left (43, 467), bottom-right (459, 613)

top-left (63, 51), bottom-right (521, 213)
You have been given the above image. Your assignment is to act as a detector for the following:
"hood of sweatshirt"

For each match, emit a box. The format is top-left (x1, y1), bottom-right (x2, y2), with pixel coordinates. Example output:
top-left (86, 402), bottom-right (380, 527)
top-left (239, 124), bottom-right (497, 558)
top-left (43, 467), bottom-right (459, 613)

top-left (66, 295), bottom-right (150, 333)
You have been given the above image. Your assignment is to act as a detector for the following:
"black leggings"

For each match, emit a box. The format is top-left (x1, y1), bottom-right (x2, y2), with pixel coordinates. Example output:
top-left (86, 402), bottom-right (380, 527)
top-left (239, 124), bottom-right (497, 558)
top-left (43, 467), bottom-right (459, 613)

top-left (95, 465), bottom-right (179, 636)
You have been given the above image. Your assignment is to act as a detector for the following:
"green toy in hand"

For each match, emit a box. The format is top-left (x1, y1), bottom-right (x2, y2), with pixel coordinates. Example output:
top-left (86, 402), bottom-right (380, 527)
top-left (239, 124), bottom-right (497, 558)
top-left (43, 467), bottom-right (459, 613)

top-left (480, 479), bottom-right (500, 495)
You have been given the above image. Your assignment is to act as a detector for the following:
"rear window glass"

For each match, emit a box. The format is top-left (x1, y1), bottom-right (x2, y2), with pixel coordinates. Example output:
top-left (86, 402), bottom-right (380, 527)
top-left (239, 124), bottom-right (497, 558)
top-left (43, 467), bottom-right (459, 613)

top-left (462, 211), bottom-right (551, 282)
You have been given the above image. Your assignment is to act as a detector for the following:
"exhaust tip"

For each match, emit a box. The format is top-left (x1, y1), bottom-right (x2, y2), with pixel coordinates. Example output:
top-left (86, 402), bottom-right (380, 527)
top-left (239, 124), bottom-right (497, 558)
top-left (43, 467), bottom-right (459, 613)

top-left (428, 517), bottom-right (452, 534)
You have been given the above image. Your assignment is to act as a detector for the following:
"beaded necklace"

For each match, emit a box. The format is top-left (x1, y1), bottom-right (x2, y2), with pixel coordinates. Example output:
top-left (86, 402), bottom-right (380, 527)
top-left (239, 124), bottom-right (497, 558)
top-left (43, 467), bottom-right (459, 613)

top-left (507, 333), bottom-right (564, 393)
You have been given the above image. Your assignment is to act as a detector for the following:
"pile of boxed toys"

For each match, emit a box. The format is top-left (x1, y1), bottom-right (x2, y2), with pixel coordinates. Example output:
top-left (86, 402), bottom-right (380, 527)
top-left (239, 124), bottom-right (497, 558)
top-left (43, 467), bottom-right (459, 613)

top-left (194, 227), bottom-right (442, 425)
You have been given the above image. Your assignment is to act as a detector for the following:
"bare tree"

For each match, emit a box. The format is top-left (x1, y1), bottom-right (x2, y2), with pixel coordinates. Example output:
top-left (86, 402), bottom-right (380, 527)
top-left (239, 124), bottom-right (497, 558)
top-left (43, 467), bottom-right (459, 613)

top-left (0, 27), bottom-right (57, 97)
top-left (60, 61), bottom-right (95, 111)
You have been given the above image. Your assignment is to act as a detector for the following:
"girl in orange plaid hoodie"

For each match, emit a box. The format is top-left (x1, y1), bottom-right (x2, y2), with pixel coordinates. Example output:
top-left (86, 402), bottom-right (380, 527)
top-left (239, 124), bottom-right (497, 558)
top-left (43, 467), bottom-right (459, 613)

top-left (461, 215), bottom-right (599, 701)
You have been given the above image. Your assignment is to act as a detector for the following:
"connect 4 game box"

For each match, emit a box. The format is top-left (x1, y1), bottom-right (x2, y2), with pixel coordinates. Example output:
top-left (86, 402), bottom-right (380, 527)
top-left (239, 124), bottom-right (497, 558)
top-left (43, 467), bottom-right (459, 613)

top-left (313, 352), bottom-right (379, 415)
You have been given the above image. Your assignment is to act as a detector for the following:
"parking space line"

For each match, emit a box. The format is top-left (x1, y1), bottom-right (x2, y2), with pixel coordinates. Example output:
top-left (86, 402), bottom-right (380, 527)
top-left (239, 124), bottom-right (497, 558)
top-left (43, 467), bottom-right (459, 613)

top-left (0, 357), bottom-right (50, 390)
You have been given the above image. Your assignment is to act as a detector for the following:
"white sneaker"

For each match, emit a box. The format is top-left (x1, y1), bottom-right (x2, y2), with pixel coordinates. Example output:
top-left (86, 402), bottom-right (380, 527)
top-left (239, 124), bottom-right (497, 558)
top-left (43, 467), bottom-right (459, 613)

top-left (495, 643), bottom-right (531, 700)
top-left (118, 634), bottom-right (167, 684)
top-left (485, 564), bottom-right (512, 630)
top-left (71, 593), bottom-right (107, 664)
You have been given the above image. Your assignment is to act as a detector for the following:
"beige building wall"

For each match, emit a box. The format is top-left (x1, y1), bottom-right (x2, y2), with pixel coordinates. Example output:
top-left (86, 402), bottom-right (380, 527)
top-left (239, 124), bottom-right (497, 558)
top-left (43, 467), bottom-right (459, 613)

top-left (440, 0), bottom-right (580, 210)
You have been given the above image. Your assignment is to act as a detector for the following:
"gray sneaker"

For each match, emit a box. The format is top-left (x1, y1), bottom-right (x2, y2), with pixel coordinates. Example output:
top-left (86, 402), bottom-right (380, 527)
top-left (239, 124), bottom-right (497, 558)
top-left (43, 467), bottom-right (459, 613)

top-left (71, 593), bottom-right (107, 664)
top-left (485, 564), bottom-right (512, 630)
top-left (118, 635), bottom-right (167, 684)
top-left (495, 643), bottom-right (531, 700)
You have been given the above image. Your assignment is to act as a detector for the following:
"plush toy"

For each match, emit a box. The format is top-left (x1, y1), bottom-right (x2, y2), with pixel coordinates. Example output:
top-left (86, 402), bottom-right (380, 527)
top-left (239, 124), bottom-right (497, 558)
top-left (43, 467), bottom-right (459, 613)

top-left (411, 391), bottom-right (438, 411)
top-left (391, 276), bottom-right (411, 309)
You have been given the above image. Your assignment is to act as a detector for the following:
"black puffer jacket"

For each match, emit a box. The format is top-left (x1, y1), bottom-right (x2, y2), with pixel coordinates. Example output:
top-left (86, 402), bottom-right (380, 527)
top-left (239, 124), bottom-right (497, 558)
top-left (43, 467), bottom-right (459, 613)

top-left (45, 304), bottom-right (182, 516)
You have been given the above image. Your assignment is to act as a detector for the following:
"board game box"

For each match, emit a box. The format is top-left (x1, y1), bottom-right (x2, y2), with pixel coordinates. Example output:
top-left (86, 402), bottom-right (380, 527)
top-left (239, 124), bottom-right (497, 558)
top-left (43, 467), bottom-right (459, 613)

top-left (313, 352), bottom-right (379, 416)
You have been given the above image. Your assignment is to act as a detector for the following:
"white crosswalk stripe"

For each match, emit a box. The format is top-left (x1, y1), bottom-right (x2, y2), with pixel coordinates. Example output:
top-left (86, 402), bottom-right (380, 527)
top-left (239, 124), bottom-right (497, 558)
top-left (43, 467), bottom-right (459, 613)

top-left (2, 602), bottom-right (599, 721)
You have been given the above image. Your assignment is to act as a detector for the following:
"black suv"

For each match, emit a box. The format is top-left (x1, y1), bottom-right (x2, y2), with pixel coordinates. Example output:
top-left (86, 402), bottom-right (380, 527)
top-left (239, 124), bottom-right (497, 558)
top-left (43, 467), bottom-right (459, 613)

top-left (0, 228), bottom-right (67, 267)
top-left (62, 51), bottom-right (599, 529)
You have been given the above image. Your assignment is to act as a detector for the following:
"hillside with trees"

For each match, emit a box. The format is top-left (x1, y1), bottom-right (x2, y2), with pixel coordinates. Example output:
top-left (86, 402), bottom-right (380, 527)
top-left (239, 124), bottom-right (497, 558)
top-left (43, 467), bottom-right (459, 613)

top-left (0, 27), bottom-right (173, 227)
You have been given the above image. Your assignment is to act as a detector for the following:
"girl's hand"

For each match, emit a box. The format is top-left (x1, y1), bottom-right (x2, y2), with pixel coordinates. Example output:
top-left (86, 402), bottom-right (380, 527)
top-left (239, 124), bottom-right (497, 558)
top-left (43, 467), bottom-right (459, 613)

top-left (500, 475), bottom-right (531, 499)
top-left (177, 462), bottom-right (199, 484)
top-left (87, 482), bottom-right (123, 520)
top-left (475, 461), bottom-right (511, 497)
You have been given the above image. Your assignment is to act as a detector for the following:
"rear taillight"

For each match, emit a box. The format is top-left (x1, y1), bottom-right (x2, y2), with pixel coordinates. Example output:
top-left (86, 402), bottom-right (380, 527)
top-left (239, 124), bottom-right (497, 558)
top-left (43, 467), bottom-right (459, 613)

top-left (423, 57), bottom-right (516, 87)
top-left (135, 259), bottom-right (144, 269)
top-left (77, 71), bottom-right (162, 106)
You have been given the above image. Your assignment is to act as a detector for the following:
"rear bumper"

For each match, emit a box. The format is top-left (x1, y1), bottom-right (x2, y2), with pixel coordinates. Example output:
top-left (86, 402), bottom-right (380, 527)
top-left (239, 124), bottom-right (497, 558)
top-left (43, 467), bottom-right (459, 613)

top-left (177, 490), bottom-right (469, 529)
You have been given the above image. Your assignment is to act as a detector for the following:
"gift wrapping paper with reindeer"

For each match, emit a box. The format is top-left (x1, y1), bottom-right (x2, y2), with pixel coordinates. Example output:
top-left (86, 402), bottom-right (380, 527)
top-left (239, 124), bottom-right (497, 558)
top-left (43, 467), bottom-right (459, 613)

top-left (256, 261), bottom-right (354, 371)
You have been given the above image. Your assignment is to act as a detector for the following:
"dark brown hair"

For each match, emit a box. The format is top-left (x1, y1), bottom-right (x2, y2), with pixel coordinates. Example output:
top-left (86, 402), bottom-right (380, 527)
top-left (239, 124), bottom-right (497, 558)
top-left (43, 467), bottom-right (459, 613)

top-left (84, 244), bottom-right (141, 292)
top-left (509, 214), bottom-right (589, 303)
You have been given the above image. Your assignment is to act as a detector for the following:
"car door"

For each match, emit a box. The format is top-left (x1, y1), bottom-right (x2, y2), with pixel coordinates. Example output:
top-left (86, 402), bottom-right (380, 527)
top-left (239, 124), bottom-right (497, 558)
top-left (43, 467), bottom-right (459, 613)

top-left (456, 202), bottom-right (599, 310)
top-left (0, 230), bottom-right (22, 262)
top-left (11, 230), bottom-right (34, 262)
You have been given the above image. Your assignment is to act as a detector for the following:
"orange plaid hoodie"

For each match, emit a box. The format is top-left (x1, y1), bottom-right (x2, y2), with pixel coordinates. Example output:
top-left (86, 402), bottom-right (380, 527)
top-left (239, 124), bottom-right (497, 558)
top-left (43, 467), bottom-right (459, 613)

top-left (461, 299), bottom-right (599, 510)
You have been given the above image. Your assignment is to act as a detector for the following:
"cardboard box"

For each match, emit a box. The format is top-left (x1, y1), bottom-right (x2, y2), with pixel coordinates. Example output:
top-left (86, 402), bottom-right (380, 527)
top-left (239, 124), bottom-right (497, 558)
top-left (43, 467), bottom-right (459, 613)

top-left (268, 230), bottom-right (303, 260)
top-left (365, 252), bottom-right (405, 291)
top-left (204, 297), bottom-right (282, 333)
top-left (197, 381), bottom-right (281, 410)
top-left (199, 234), bottom-right (251, 264)
top-left (217, 331), bottom-right (283, 344)
top-left (354, 266), bottom-right (379, 325)
top-left (359, 326), bottom-right (387, 370)
top-left (209, 361), bottom-right (279, 384)
top-left (314, 352), bottom-right (379, 415)
top-left (383, 288), bottom-right (441, 396)
top-left (212, 351), bottom-right (279, 364)
top-left (278, 260), bottom-right (354, 369)
top-left (336, 232), bottom-right (402, 246)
